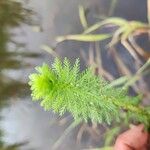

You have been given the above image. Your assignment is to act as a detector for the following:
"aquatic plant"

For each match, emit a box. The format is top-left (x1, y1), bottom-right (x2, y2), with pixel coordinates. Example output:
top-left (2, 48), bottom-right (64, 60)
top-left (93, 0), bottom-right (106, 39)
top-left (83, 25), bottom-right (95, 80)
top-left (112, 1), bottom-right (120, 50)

top-left (29, 58), bottom-right (150, 127)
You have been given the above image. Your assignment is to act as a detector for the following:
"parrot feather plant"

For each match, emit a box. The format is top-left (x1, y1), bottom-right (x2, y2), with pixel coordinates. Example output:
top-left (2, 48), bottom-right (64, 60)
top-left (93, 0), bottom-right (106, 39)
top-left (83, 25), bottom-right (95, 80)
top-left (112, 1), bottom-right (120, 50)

top-left (29, 57), bottom-right (150, 128)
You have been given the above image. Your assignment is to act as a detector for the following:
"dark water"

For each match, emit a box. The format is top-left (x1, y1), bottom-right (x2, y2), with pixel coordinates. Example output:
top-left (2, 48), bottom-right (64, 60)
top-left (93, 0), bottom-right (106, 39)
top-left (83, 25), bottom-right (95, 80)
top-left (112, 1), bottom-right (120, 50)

top-left (0, 0), bottom-right (148, 150)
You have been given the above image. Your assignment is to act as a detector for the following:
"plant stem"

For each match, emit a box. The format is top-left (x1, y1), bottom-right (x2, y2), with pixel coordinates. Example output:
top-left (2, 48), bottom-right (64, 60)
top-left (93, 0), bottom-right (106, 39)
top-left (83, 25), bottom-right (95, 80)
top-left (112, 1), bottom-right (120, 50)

top-left (108, 0), bottom-right (118, 16)
top-left (52, 119), bottom-right (81, 150)
top-left (88, 92), bottom-right (150, 124)
top-left (123, 59), bottom-right (150, 88)
top-left (112, 99), bottom-right (150, 117)
top-left (147, 0), bottom-right (150, 24)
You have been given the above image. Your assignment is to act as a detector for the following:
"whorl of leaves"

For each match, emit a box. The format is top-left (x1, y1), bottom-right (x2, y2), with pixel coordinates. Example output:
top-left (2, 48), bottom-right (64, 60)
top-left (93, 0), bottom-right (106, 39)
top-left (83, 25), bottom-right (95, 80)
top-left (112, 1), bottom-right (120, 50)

top-left (29, 58), bottom-right (150, 126)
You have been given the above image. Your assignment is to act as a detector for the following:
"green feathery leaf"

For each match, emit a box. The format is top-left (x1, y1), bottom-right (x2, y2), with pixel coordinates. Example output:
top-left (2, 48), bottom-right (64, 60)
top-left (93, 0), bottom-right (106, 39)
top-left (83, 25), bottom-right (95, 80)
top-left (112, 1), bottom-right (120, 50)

top-left (29, 58), bottom-right (150, 126)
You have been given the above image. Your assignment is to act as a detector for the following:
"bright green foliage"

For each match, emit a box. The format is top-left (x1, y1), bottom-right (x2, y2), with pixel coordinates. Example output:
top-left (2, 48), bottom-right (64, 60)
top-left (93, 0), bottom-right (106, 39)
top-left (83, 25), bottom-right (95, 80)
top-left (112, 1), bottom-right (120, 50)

top-left (29, 58), bottom-right (150, 126)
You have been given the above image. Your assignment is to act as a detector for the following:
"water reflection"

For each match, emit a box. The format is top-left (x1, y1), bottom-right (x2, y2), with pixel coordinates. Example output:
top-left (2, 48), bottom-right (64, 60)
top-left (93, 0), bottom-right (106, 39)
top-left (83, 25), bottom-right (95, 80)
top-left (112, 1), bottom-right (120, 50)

top-left (0, 0), bottom-right (32, 49)
top-left (0, 0), bottom-right (40, 100)
top-left (0, 0), bottom-right (40, 149)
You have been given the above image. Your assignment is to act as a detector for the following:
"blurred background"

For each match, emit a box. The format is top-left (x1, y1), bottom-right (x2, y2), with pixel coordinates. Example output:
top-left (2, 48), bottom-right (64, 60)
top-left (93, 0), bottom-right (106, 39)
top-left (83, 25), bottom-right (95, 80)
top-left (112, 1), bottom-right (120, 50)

top-left (0, 0), bottom-right (149, 150)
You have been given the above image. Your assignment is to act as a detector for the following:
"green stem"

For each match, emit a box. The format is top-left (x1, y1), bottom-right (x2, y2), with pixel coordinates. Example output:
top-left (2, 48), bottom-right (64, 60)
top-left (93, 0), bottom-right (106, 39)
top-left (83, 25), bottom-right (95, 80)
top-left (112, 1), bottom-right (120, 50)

top-left (112, 99), bottom-right (150, 117)
top-left (87, 91), bottom-right (150, 124)
top-left (147, 0), bottom-right (150, 24)
top-left (88, 87), bottom-right (150, 124)
top-left (108, 0), bottom-right (118, 16)
top-left (79, 5), bottom-right (88, 29)
top-left (52, 119), bottom-right (81, 150)
top-left (123, 59), bottom-right (150, 88)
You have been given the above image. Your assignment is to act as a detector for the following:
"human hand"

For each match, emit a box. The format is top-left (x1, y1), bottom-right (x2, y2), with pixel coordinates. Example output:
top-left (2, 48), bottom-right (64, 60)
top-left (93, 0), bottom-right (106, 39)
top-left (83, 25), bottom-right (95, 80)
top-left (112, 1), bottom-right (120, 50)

top-left (114, 124), bottom-right (150, 150)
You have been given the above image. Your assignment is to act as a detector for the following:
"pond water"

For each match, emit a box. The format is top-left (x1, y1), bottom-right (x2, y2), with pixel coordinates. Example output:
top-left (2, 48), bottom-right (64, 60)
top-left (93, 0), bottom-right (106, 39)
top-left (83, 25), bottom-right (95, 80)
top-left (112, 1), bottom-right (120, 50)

top-left (0, 0), bottom-right (147, 150)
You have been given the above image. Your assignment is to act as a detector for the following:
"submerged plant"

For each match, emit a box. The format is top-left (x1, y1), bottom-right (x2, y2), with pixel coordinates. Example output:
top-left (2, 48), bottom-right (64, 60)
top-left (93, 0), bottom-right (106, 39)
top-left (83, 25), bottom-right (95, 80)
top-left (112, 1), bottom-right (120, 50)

top-left (29, 58), bottom-right (150, 127)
